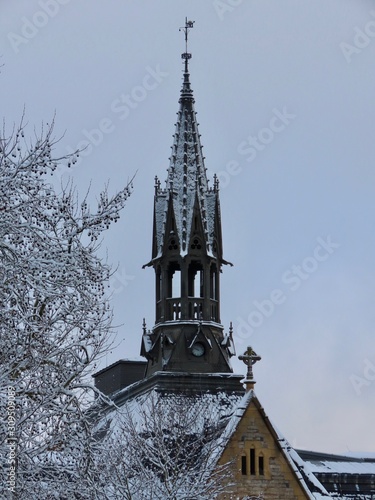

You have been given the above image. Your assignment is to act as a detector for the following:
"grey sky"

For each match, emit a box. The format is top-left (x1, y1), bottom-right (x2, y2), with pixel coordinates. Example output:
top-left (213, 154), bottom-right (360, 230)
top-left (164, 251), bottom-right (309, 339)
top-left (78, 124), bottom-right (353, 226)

top-left (1, 0), bottom-right (375, 454)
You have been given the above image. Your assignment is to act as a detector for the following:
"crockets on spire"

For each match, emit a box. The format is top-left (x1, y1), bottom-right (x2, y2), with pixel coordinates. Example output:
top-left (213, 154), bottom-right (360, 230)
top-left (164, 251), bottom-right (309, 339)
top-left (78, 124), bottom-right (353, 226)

top-left (150, 19), bottom-right (223, 261)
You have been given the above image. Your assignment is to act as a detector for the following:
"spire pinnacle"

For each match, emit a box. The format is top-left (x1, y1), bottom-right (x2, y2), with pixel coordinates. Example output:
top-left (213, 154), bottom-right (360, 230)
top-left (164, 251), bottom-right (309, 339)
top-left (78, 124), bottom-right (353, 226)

top-left (179, 18), bottom-right (195, 70)
top-left (179, 18), bottom-right (195, 98)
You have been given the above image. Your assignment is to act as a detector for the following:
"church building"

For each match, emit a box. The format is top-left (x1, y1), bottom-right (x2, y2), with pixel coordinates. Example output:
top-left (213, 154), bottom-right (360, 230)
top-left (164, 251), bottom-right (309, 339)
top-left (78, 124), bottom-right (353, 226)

top-left (93, 20), bottom-right (375, 499)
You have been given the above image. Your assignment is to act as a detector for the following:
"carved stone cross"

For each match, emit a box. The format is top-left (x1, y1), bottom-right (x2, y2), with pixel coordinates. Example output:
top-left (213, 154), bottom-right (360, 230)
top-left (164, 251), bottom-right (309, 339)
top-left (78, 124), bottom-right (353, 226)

top-left (239, 346), bottom-right (261, 386)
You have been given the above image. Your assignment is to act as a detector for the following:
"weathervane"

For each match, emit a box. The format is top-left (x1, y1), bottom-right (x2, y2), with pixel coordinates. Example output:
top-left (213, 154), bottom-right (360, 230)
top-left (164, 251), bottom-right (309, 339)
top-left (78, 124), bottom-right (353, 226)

top-left (179, 18), bottom-right (195, 64)
top-left (239, 346), bottom-right (261, 391)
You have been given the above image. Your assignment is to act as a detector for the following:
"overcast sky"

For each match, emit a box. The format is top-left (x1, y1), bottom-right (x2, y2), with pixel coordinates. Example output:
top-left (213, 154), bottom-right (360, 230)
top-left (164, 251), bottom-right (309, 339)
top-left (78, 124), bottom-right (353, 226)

top-left (1, 0), bottom-right (375, 455)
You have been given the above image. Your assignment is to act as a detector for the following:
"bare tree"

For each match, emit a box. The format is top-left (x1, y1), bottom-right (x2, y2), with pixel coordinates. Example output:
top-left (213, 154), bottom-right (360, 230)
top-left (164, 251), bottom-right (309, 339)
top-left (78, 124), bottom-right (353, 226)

top-left (96, 391), bottom-right (235, 500)
top-left (0, 119), bottom-right (132, 498)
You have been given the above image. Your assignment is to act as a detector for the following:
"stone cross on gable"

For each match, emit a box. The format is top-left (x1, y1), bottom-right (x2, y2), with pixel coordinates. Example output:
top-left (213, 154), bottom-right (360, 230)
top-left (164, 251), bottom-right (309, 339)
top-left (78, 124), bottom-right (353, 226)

top-left (239, 346), bottom-right (261, 389)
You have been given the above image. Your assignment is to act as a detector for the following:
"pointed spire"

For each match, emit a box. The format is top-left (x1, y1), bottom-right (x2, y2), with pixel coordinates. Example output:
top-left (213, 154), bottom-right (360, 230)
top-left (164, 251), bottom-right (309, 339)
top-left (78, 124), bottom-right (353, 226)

top-left (156, 18), bottom-right (213, 253)
top-left (147, 19), bottom-right (226, 264)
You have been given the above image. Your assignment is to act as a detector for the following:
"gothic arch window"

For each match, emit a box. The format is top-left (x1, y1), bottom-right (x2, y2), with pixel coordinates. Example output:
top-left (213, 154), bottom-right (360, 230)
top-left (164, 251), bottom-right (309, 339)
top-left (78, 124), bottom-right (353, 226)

top-left (188, 261), bottom-right (203, 298)
top-left (258, 453), bottom-right (264, 476)
top-left (241, 446), bottom-right (267, 478)
top-left (167, 262), bottom-right (181, 299)
top-left (239, 446), bottom-right (266, 476)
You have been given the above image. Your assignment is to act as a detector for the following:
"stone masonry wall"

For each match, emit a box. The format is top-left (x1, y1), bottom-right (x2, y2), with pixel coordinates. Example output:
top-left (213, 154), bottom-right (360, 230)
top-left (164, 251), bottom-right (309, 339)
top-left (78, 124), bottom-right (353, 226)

top-left (217, 402), bottom-right (310, 500)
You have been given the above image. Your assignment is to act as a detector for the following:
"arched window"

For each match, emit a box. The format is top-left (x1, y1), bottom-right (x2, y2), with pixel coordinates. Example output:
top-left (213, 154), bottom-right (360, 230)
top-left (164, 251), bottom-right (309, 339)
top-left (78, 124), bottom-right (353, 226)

top-left (242, 447), bottom-right (266, 478)
top-left (172, 270), bottom-right (181, 298)
top-left (258, 453), bottom-right (264, 476)
top-left (167, 263), bottom-right (181, 298)
top-left (188, 262), bottom-right (203, 298)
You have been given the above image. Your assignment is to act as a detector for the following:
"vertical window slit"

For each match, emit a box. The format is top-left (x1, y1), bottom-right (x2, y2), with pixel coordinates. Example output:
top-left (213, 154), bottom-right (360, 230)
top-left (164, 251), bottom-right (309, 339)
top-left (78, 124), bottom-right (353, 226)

top-left (259, 455), bottom-right (264, 476)
top-left (241, 455), bottom-right (247, 475)
top-left (250, 448), bottom-right (256, 475)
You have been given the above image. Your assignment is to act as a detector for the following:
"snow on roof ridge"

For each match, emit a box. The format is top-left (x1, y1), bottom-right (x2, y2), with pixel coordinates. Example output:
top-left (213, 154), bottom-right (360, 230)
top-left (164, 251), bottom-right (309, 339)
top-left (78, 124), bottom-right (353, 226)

top-left (209, 390), bottom-right (330, 498)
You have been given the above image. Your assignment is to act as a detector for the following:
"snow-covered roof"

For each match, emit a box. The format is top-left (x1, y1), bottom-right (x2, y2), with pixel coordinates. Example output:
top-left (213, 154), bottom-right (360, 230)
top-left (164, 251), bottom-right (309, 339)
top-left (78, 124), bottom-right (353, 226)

top-left (209, 389), bottom-right (329, 499)
top-left (94, 384), bottom-right (244, 454)
top-left (95, 382), bottom-right (327, 498)
top-left (93, 378), bottom-right (375, 499)
top-left (298, 450), bottom-right (375, 476)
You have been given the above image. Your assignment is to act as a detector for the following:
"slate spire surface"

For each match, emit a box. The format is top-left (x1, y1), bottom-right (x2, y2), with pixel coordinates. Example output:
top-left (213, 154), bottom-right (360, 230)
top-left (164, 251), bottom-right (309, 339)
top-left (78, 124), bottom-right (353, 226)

top-left (151, 19), bottom-right (221, 260)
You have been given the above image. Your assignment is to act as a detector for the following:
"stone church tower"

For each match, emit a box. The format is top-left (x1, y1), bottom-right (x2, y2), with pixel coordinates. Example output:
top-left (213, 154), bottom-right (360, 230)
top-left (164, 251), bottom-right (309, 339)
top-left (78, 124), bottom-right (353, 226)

top-left (141, 22), bottom-right (235, 378)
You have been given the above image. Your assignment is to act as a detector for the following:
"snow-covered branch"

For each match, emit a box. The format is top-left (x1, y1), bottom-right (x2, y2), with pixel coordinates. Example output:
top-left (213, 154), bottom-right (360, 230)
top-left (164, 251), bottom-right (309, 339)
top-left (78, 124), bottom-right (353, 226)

top-left (96, 391), bottom-right (234, 499)
top-left (0, 120), bottom-right (132, 498)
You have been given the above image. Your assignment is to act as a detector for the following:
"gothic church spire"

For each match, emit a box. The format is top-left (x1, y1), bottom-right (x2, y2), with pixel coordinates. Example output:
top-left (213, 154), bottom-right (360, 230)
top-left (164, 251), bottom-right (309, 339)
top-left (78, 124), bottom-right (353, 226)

top-left (142, 20), bottom-right (234, 376)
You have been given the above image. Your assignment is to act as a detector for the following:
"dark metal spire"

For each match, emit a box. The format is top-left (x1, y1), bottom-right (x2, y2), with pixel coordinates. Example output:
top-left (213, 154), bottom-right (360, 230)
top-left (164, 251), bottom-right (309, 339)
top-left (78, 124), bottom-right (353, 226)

top-left (146, 18), bottom-right (225, 263)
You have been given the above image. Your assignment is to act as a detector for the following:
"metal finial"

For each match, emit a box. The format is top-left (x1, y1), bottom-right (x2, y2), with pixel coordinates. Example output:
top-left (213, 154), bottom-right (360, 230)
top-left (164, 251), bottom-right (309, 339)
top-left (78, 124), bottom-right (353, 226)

top-left (142, 318), bottom-right (147, 335)
top-left (180, 18), bottom-right (195, 75)
top-left (179, 18), bottom-right (195, 57)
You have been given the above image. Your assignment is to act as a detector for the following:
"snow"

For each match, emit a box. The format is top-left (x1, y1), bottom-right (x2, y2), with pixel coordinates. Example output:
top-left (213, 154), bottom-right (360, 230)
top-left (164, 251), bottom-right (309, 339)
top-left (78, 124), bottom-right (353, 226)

top-left (94, 383), bottom-right (243, 444)
top-left (92, 380), bottom-right (375, 499)
top-left (151, 82), bottom-right (218, 259)
top-left (208, 389), bottom-right (331, 499)
top-left (302, 457), bottom-right (375, 475)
